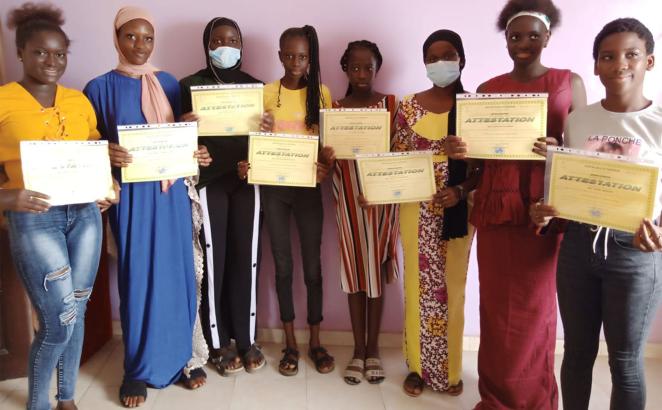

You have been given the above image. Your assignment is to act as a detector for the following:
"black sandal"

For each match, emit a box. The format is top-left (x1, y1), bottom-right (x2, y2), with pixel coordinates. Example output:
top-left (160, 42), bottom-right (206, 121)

top-left (179, 367), bottom-right (207, 390)
top-left (279, 347), bottom-right (300, 376)
top-left (210, 348), bottom-right (244, 377)
top-left (403, 372), bottom-right (425, 397)
top-left (242, 344), bottom-right (266, 373)
top-left (308, 346), bottom-right (335, 374)
top-left (119, 379), bottom-right (147, 407)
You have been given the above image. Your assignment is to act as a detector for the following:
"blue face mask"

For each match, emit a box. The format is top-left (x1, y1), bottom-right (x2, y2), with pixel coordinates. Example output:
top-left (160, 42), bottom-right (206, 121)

top-left (208, 46), bottom-right (241, 69)
top-left (425, 60), bottom-right (461, 88)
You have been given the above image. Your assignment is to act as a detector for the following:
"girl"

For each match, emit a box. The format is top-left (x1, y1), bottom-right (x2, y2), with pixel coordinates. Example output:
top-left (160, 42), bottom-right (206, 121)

top-left (446, 0), bottom-right (586, 408)
top-left (393, 29), bottom-right (476, 397)
top-left (532, 18), bottom-right (660, 410)
top-left (180, 16), bottom-right (273, 376)
top-left (0, 3), bottom-right (115, 409)
top-left (260, 25), bottom-right (335, 376)
top-left (84, 7), bottom-right (210, 407)
top-left (332, 40), bottom-right (399, 385)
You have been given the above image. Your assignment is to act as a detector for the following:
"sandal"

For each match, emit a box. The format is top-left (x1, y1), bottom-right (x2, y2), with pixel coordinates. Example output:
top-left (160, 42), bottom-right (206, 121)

top-left (445, 380), bottom-right (463, 396)
top-left (343, 358), bottom-right (364, 385)
top-left (403, 372), bottom-right (425, 397)
top-left (119, 379), bottom-right (147, 408)
top-left (179, 367), bottom-right (207, 390)
top-left (308, 346), bottom-right (335, 374)
top-left (279, 347), bottom-right (300, 376)
top-left (210, 348), bottom-right (244, 376)
top-left (364, 357), bottom-right (385, 384)
top-left (242, 344), bottom-right (266, 373)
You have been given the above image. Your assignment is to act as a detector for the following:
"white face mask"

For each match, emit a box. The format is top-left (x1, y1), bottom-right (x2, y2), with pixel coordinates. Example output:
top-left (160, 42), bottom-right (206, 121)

top-left (425, 60), bottom-right (461, 88)
top-left (208, 46), bottom-right (241, 69)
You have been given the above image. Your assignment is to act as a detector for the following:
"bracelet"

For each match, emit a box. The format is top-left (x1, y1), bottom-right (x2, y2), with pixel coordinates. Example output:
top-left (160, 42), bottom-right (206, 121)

top-left (455, 185), bottom-right (466, 201)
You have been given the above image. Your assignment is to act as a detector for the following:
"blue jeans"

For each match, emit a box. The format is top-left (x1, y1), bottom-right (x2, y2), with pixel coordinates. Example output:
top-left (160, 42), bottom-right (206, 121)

top-left (6, 203), bottom-right (102, 410)
top-left (557, 222), bottom-right (662, 410)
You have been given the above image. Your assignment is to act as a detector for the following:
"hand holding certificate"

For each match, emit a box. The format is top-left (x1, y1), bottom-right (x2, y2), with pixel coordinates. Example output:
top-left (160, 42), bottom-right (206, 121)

top-left (456, 93), bottom-right (547, 160)
top-left (356, 151), bottom-right (436, 205)
top-left (21, 140), bottom-right (114, 206)
top-left (191, 84), bottom-right (263, 136)
top-left (544, 146), bottom-right (660, 233)
top-left (118, 122), bottom-right (199, 183)
top-left (320, 109), bottom-right (390, 159)
top-left (247, 132), bottom-right (319, 187)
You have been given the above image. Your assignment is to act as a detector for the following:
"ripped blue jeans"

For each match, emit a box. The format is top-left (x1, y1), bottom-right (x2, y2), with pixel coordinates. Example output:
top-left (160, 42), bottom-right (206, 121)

top-left (6, 203), bottom-right (102, 410)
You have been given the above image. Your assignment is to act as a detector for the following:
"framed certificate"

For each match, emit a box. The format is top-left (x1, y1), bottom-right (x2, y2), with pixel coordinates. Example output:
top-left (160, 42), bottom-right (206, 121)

top-left (456, 93), bottom-right (548, 160)
top-left (191, 83), bottom-right (263, 136)
top-left (544, 146), bottom-right (660, 233)
top-left (356, 151), bottom-right (436, 205)
top-left (20, 140), bottom-right (113, 206)
top-left (320, 108), bottom-right (390, 159)
top-left (248, 132), bottom-right (319, 187)
top-left (118, 122), bottom-right (199, 183)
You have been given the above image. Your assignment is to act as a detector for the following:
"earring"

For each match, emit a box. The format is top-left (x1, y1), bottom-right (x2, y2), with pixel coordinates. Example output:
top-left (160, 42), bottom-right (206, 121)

top-left (19, 57), bottom-right (23, 62)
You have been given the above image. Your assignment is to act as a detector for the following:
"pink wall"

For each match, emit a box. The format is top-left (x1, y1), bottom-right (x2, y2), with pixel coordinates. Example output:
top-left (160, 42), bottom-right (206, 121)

top-left (2, 0), bottom-right (662, 340)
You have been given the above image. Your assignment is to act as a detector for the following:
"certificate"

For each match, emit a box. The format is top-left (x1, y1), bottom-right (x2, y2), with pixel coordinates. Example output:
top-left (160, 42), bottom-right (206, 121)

top-left (248, 132), bottom-right (319, 187)
top-left (320, 109), bottom-right (390, 159)
top-left (356, 151), bottom-right (436, 205)
top-left (456, 93), bottom-right (547, 160)
top-left (191, 83), bottom-right (263, 136)
top-left (544, 146), bottom-right (660, 233)
top-left (118, 122), bottom-right (198, 183)
top-left (21, 140), bottom-right (113, 206)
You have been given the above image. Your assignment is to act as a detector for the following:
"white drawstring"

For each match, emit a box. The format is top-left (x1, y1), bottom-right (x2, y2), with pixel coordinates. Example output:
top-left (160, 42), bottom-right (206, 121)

top-left (590, 226), bottom-right (609, 259)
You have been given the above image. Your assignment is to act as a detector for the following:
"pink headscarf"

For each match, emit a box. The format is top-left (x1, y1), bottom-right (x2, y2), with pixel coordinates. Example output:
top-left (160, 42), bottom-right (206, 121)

top-left (114, 6), bottom-right (176, 191)
top-left (113, 6), bottom-right (174, 124)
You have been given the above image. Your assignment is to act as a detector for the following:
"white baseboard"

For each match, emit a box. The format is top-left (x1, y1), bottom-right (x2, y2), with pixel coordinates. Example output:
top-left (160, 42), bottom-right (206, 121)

top-left (111, 321), bottom-right (662, 358)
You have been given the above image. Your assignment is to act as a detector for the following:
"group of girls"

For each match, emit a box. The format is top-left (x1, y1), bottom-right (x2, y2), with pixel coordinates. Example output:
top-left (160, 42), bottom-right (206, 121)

top-left (0, 0), bottom-right (660, 409)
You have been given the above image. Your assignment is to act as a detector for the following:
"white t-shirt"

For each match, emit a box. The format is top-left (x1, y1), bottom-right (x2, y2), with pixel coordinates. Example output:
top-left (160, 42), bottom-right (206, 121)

top-left (565, 101), bottom-right (662, 158)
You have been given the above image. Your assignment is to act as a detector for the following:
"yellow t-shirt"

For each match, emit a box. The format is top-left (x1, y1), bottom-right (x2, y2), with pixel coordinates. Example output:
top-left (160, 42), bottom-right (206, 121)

top-left (264, 80), bottom-right (332, 135)
top-left (0, 82), bottom-right (100, 189)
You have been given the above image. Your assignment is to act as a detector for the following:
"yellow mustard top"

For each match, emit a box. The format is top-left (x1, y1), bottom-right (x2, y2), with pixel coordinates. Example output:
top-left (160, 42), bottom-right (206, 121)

top-left (264, 80), bottom-right (332, 135)
top-left (0, 82), bottom-right (100, 189)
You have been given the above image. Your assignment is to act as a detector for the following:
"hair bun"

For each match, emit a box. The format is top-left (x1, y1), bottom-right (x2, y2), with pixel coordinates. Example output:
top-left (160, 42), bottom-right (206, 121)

top-left (7, 2), bottom-right (64, 30)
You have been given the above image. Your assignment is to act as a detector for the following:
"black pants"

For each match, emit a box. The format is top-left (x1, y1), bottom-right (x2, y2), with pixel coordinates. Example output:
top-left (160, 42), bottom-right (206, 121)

top-left (558, 223), bottom-right (662, 410)
top-left (199, 174), bottom-right (261, 352)
top-left (262, 185), bottom-right (324, 325)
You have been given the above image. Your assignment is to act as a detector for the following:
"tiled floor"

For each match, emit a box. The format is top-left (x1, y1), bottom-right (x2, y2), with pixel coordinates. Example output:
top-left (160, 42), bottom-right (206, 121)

top-left (2, 337), bottom-right (662, 409)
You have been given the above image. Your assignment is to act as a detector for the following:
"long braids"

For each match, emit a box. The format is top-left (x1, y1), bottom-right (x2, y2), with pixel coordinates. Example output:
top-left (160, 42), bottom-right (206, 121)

top-left (339, 40), bottom-right (383, 97)
top-left (280, 25), bottom-right (322, 130)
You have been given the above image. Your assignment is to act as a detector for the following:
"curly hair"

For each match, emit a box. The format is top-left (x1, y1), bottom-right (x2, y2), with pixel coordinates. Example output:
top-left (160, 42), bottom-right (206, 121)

top-left (7, 2), bottom-right (69, 49)
top-left (593, 18), bottom-right (655, 60)
top-left (496, 0), bottom-right (561, 31)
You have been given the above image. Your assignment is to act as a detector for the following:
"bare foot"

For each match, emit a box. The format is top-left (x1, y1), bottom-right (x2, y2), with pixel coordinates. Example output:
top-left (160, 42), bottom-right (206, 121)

top-left (56, 400), bottom-right (78, 410)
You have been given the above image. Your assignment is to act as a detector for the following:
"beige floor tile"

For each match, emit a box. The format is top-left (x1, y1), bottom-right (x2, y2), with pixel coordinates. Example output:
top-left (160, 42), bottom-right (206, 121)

top-left (77, 385), bottom-right (161, 410)
top-left (149, 375), bottom-right (235, 410)
top-left (1, 389), bottom-right (29, 410)
top-left (230, 376), bottom-right (306, 410)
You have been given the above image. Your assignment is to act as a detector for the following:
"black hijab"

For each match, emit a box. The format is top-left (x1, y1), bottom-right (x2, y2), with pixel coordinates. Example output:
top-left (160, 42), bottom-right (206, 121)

top-left (200, 17), bottom-right (260, 84)
top-left (423, 29), bottom-right (469, 240)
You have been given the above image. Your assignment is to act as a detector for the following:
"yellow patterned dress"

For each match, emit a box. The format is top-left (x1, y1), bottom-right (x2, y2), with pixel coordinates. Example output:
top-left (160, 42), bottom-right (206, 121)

top-left (393, 94), bottom-right (474, 391)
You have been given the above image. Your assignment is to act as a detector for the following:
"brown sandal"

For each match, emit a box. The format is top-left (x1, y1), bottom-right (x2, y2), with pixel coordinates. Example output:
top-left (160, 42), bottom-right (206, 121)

top-left (308, 346), bottom-right (335, 374)
top-left (403, 372), bottom-right (425, 397)
top-left (279, 347), bottom-right (299, 376)
top-left (445, 380), bottom-right (463, 396)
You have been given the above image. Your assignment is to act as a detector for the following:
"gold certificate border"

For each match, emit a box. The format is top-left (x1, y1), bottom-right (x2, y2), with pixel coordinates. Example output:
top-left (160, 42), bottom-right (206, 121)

top-left (548, 153), bottom-right (659, 233)
top-left (356, 153), bottom-right (436, 205)
top-left (247, 134), bottom-right (319, 188)
top-left (191, 87), bottom-right (264, 137)
top-left (457, 97), bottom-right (547, 160)
top-left (321, 110), bottom-right (390, 159)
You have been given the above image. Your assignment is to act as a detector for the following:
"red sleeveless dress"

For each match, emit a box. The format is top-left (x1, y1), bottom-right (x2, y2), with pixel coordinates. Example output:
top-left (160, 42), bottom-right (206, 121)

top-left (472, 69), bottom-right (572, 410)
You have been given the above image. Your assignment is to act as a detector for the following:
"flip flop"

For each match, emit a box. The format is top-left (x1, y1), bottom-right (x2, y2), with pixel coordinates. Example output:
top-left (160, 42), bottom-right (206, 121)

top-left (364, 357), bottom-right (385, 384)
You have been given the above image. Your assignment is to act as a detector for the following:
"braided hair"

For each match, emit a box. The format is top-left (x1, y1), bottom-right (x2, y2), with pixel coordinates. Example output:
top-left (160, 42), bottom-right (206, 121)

top-left (7, 2), bottom-right (69, 49)
top-left (280, 25), bottom-right (323, 130)
top-left (339, 40), bottom-right (383, 96)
